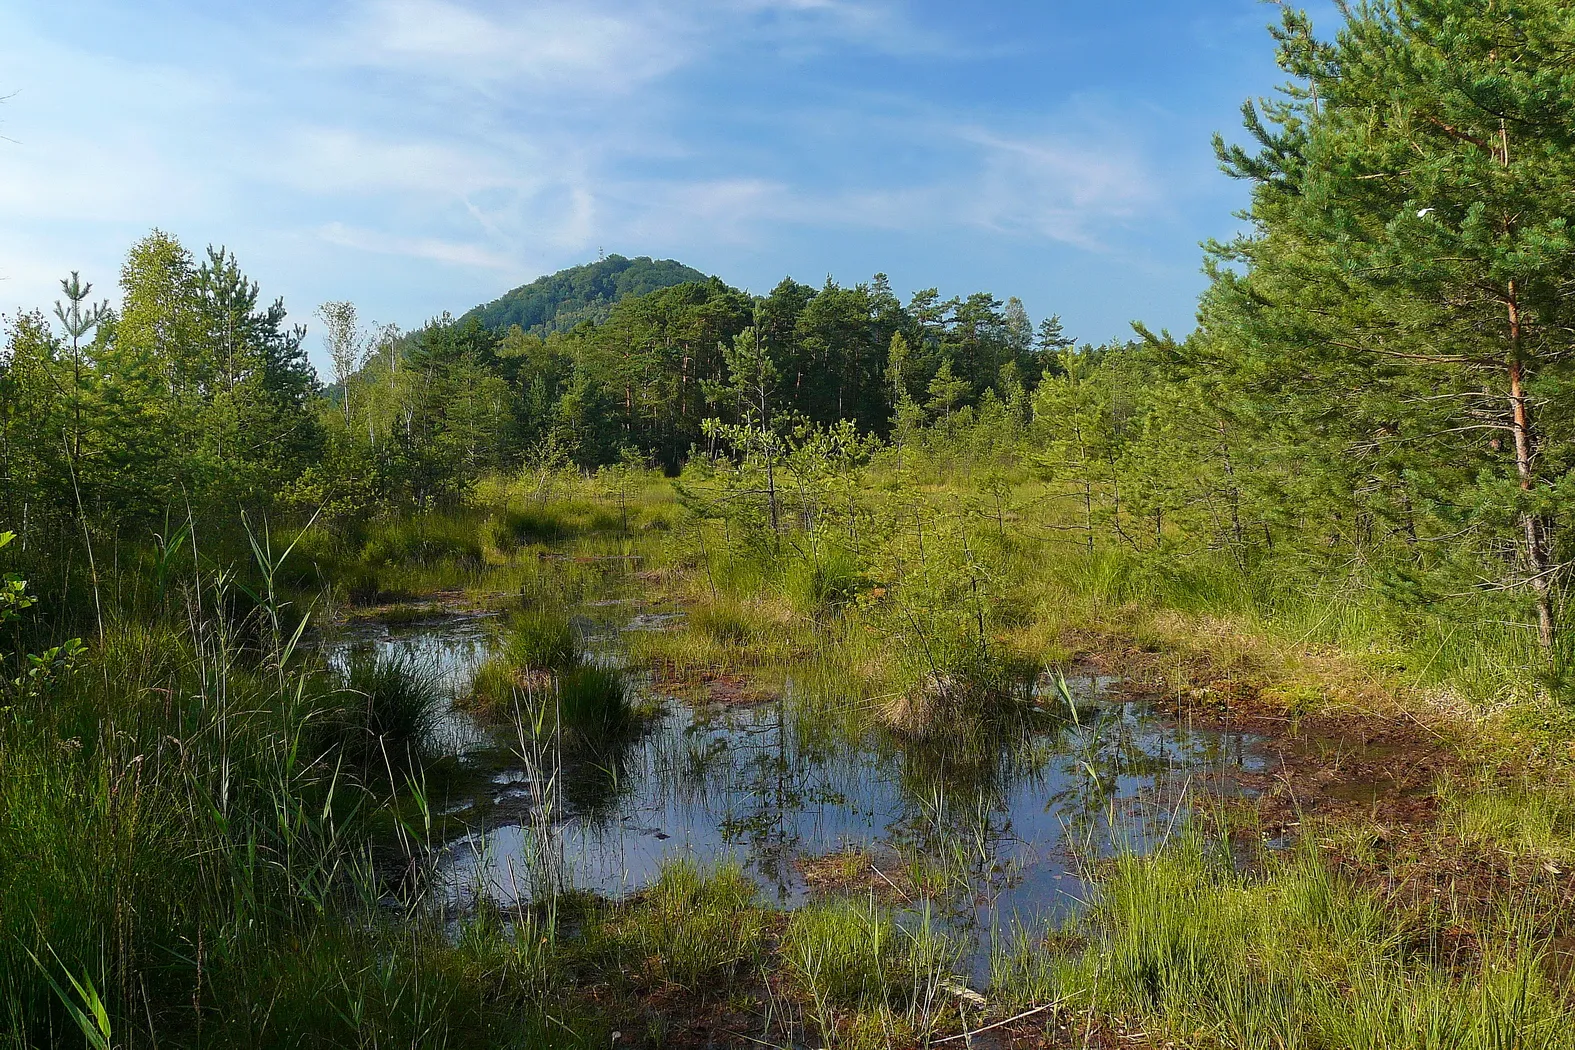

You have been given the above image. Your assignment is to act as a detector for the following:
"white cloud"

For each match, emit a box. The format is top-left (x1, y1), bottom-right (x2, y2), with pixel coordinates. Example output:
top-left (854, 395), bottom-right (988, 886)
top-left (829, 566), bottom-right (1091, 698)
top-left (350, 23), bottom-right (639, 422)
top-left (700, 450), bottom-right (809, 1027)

top-left (318, 222), bottom-right (518, 270)
top-left (581, 122), bottom-right (1160, 254)
top-left (274, 127), bottom-right (535, 197)
top-left (959, 127), bottom-right (1161, 249)
top-left (721, 0), bottom-right (950, 56)
top-left (331, 0), bottom-right (689, 91)
top-left (611, 177), bottom-right (788, 247)
top-left (322, 0), bottom-right (946, 95)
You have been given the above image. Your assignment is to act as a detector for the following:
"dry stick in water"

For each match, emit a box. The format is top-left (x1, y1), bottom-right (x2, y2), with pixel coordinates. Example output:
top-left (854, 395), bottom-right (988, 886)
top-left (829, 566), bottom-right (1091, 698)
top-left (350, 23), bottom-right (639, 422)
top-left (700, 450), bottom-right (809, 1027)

top-left (930, 997), bottom-right (1067, 1045)
top-left (869, 863), bottom-right (911, 902)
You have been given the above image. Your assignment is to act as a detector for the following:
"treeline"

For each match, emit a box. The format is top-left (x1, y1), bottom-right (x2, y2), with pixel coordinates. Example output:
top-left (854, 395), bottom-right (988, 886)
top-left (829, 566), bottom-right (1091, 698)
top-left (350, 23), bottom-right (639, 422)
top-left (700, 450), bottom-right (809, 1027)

top-left (322, 273), bottom-right (1067, 489)
top-left (1, 232), bottom-right (1070, 520)
top-left (7, 1), bottom-right (1575, 665)
top-left (1, 232), bottom-right (320, 534)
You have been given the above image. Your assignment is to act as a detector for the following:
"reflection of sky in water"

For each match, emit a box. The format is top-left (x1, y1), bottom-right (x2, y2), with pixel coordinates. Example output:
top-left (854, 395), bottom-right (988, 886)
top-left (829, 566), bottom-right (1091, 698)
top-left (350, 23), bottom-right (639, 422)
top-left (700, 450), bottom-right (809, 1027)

top-left (323, 613), bottom-right (1265, 980)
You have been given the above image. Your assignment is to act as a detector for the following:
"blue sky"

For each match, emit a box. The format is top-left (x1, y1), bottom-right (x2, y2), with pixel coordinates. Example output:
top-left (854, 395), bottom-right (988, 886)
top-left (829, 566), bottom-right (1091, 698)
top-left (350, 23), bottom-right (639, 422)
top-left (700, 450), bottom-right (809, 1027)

top-left (0, 0), bottom-right (1337, 374)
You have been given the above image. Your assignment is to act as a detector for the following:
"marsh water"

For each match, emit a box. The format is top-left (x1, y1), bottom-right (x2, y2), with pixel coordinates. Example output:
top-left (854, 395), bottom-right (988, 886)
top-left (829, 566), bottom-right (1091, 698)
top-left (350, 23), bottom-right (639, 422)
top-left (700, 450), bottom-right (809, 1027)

top-left (328, 602), bottom-right (1265, 981)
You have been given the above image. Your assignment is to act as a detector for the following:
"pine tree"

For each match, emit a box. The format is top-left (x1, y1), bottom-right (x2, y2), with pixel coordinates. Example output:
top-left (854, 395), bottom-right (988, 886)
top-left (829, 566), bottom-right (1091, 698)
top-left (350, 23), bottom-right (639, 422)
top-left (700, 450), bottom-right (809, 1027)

top-left (1203, 1), bottom-right (1575, 654)
top-left (51, 273), bottom-right (109, 466)
top-left (925, 359), bottom-right (969, 424)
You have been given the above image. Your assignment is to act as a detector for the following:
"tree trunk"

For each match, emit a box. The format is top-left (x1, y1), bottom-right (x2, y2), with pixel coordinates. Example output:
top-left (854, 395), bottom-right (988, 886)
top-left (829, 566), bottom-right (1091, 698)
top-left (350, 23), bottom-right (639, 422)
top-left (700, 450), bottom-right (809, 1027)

top-left (1506, 283), bottom-right (1556, 653)
top-left (1216, 419), bottom-right (1246, 554)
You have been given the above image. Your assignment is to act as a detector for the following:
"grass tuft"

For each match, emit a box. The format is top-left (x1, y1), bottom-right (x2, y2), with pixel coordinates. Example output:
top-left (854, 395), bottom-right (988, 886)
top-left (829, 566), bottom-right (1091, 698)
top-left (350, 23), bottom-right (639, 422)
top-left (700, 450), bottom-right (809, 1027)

top-left (329, 651), bottom-right (445, 771)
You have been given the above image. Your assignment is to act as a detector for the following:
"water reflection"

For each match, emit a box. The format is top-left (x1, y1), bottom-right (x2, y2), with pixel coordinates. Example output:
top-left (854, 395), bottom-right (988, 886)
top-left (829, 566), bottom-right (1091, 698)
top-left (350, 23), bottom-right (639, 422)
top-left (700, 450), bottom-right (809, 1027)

top-left (325, 614), bottom-right (496, 756)
top-left (325, 611), bottom-right (1263, 979)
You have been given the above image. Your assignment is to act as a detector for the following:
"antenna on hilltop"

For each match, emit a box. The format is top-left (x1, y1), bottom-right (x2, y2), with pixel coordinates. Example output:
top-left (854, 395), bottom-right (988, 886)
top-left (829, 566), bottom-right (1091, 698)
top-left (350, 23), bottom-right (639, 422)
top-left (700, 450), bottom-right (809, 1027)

top-left (597, 246), bottom-right (605, 262)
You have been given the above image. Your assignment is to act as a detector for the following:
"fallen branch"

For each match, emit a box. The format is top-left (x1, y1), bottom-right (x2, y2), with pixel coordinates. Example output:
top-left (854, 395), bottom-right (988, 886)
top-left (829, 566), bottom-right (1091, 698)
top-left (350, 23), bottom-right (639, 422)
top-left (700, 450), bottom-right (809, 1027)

top-left (931, 997), bottom-right (1066, 1045)
top-left (870, 863), bottom-right (912, 902)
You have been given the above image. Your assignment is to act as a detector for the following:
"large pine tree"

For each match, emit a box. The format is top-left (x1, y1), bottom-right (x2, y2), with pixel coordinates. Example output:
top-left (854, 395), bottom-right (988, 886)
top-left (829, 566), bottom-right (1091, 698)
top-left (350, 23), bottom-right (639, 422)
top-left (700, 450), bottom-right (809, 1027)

top-left (1201, 1), bottom-right (1575, 653)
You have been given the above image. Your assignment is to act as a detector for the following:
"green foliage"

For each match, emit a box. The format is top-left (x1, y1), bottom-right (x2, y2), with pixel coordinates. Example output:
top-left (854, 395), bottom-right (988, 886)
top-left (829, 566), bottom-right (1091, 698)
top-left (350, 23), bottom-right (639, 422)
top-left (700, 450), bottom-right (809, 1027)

top-left (463, 254), bottom-right (710, 335)
top-left (688, 599), bottom-right (757, 647)
top-left (1196, 1), bottom-right (1575, 653)
top-left (2, 234), bottom-right (320, 544)
top-left (0, 531), bottom-right (32, 627)
top-left (16, 9), bottom-right (1575, 1038)
top-left (783, 545), bottom-right (864, 615)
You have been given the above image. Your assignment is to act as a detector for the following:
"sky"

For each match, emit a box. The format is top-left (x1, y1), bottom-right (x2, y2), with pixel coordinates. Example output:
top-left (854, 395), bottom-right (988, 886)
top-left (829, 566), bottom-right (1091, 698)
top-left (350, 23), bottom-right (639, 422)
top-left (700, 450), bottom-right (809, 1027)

top-left (0, 0), bottom-right (1339, 375)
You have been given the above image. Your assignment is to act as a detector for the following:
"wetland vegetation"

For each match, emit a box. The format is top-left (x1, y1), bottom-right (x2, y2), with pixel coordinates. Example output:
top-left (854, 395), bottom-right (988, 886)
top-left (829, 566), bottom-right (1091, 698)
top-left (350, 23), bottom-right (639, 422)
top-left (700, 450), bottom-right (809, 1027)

top-left (10, 3), bottom-right (1575, 1047)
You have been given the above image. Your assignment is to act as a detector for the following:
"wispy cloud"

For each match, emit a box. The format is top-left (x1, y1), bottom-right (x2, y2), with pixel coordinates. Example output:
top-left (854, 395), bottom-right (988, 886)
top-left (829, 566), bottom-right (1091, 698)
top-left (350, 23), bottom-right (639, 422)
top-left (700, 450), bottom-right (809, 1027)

top-left (958, 126), bottom-right (1161, 249)
top-left (723, 0), bottom-right (952, 56)
top-left (329, 0), bottom-right (689, 91)
top-left (323, 0), bottom-right (949, 94)
top-left (319, 221), bottom-right (517, 270)
top-left (573, 116), bottom-right (1161, 255)
top-left (274, 127), bottom-right (534, 197)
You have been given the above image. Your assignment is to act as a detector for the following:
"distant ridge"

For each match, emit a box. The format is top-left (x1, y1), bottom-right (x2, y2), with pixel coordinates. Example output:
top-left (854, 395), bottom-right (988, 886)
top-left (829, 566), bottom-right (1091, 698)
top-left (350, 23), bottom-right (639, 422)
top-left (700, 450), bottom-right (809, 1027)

top-left (462, 255), bottom-right (711, 335)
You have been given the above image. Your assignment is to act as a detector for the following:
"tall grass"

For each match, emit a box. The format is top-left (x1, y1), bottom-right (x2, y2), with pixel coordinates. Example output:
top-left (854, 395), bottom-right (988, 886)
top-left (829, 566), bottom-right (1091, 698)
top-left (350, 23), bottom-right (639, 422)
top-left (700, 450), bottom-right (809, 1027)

top-left (500, 607), bottom-right (578, 670)
top-left (0, 526), bottom-right (620, 1047)
top-left (608, 860), bottom-right (767, 985)
top-left (0, 611), bottom-right (377, 1043)
top-left (556, 664), bottom-right (633, 742)
top-left (328, 650), bottom-right (444, 773)
top-left (782, 896), bottom-right (960, 1044)
top-left (992, 833), bottom-right (1575, 1049)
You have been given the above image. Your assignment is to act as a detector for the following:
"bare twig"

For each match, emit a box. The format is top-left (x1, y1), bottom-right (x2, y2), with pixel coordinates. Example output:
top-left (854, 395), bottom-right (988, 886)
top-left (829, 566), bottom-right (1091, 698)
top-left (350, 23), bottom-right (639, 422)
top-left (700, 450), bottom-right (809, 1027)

top-left (930, 997), bottom-right (1066, 1044)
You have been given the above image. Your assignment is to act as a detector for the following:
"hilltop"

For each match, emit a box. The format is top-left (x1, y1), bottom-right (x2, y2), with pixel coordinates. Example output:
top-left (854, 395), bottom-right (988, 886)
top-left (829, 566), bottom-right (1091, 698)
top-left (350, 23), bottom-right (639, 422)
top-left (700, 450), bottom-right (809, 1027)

top-left (461, 254), bottom-right (711, 335)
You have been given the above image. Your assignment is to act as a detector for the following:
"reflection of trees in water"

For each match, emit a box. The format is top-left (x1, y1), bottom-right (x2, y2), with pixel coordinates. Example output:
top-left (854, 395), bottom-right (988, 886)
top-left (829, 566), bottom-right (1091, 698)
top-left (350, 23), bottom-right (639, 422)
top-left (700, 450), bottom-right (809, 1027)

top-left (530, 664), bottom-right (1257, 920)
top-left (556, 716), bottom-right (646, 821)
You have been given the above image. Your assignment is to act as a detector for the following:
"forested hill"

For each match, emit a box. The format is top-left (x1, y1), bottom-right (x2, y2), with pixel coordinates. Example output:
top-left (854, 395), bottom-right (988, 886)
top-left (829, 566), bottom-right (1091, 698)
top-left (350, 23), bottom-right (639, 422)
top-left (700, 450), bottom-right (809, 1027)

top-left (461, 255), bottom-right (711, 335)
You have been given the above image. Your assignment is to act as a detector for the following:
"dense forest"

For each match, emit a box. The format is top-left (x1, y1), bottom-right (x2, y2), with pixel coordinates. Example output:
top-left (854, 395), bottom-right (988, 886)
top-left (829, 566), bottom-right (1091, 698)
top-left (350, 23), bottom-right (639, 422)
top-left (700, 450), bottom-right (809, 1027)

top-left (8, 3), bottom-right (1575, 1048)
top-left (4, 236), bottom-right (1066, 528)
top-left (461, 255), bottom-right (711, 337)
